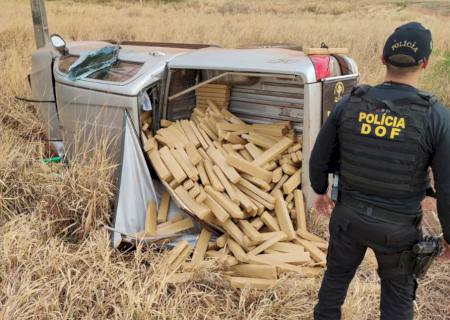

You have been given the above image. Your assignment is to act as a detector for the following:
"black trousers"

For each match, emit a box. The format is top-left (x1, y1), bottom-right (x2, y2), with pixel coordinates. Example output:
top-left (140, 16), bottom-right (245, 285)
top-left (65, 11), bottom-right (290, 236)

top-left (314, 200), bottom-right (421, 320)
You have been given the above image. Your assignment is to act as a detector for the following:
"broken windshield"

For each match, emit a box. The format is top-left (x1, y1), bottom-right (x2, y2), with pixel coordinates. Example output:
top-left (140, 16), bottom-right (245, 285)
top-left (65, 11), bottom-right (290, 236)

top-left (59, 45), bottom-right (143, 83)
top-left (67, 45), bottom-right (120, 81)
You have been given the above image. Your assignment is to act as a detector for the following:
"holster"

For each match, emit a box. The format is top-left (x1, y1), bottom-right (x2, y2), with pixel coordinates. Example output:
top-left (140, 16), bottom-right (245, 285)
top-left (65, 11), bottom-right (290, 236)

top-left (410, 236), bottom-right (443, 279)
top-left (379, 236), bottom-right (442, 280)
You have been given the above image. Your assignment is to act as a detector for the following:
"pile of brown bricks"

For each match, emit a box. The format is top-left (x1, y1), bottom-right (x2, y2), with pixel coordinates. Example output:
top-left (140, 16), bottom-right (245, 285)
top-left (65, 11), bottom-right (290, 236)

top-left (140, 99), bottom-right (327, 289)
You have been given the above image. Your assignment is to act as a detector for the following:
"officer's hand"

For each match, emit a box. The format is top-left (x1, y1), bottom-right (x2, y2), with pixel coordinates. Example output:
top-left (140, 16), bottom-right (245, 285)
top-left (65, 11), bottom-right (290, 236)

top-left (437, 240), bottom-right (450, 263)
top-left (313, 193), bottom-right (335, 217)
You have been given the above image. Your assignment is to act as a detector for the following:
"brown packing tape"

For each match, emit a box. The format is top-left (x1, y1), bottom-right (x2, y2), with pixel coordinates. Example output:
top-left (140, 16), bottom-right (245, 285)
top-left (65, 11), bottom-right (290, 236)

top-left (221, 219), bottom-right (246, 248)
top-left (144, 201), bottom-right (157, 236)
top-left (269, 242), bottom-right (304, 253)
top-left (164, 240), bottom-right (189, 266)
top-left (159, 146), bottom-right (187, 183)
top-left (294, 237), bottom-right (327, 264)
top-left (217, 123), bottom-right (250, 132)
top-left (247, 231), bottom-right (287, 256)
top-left (171, 148), bottom-right (199, 181)
top-left (212, 165), bottom-right (239, 204)
top-left (225, 154), bottom-right (272, 183)
top-left (174, 186), bottom-right (211, 220)
top-left (207, 147), bottom-right (241, 184)
top-left (157, 192), bottom-right (171, 224)
top-left (250, 217), bottom-right (264, 230)
top-left (270, 174), bottom-right (289, 195)
top-left (181, 120), bottom-right (200, 147)
top-left (216, 234), bottom-right (228, 248)
top-left (230, 264), bottom-right (277, 280)
top-left (282, 169), bottom-right (301, 194)
top-left (241, 174), bottom-right (271, 192)
top-left (272, 168), bottom-right (283, 183)
top-left (282, 163), bottom-right (298, 176)
top-left (273, 190), bottom-right (296, 240)
top-left (238, 178), bottom-right (275, 204)
top-left (204, 186), bottom-right (245, 219)
top-left (204, 194), bottom-right (230, 223)
top-left (294, 190), bottom-right (307, 232)
top-left (252, 137), bottom-right (293, 167)
top-left (239, 149), bottom-right (253, 161)
top-left (205, 251), bottom-right (239, 267)
top-left (237, 184), bottom-right (275, 211)
top-left (156, 217), bottom-right (194, 236)
top-left (148, 149), bottom-right (172, 182)
top-left (190, 121), bottom-right (209, 149)
top-left (227, 238), bottom-right (248, 262)
top-left (261, 211), bottom-right (280, 232)
top-left (239, 220), bottom-right (263, 242)
top-left (297, 229), bottom-right (327, 244)
top-left (234, 187), bottom-right (258, 215)
top-left (255, 251), bottom-right (311, 265)
top-left (245, 143), bottom-right (263, 159)
top-left (204, 158), bottom-right (225, 192)
top-left (190, 229), bottom-right (212, 267)
top-left (170, 244), bottom-right (193, 271)
top-left (183, 179), bottom-right (195, 191)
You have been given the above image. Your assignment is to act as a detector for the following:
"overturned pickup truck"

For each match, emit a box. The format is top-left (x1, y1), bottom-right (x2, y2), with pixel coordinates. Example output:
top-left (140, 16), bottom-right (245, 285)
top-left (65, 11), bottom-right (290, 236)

top-left (30, 32), bottom-right (358, 253)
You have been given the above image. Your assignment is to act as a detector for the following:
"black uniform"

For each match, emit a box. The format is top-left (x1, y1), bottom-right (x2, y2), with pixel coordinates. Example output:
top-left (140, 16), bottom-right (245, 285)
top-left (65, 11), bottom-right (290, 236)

top-left (310, 82), bottom-right (450, 320)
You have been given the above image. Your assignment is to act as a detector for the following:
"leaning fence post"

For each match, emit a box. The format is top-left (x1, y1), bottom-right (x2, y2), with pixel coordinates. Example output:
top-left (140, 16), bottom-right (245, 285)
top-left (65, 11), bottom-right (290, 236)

top-left (30, 0), bottom-right (50, 49)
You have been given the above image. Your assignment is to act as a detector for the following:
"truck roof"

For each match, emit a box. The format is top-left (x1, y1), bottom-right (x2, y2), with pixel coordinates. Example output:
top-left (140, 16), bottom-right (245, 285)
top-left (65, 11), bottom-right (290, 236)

top-left (57, 41), bottom-right (350, 95)
top-left (66, 41), bottom-right (196, 60)
top-left (168, 47), bottom-right (316, 83)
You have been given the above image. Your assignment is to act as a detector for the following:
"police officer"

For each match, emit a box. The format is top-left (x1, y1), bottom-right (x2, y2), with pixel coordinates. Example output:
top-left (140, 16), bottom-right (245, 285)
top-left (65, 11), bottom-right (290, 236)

top-left (309, 22), bottom-right (450, 320)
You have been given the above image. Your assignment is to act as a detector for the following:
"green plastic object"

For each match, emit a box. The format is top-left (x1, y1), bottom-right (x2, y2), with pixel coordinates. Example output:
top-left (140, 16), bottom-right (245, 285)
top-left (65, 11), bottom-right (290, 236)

top-left (42, 156), bottom-right (62, 164)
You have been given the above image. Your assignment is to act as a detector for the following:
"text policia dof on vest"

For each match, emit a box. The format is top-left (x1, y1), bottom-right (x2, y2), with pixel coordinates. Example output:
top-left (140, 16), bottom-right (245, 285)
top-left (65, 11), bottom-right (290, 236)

top-left (358, 111), bottom-right (405, 140)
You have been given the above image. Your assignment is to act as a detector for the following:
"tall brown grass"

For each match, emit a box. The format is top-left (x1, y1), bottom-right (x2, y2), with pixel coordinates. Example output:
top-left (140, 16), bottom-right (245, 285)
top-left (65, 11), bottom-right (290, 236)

top-left (0, 0), bottom-right (449, 319)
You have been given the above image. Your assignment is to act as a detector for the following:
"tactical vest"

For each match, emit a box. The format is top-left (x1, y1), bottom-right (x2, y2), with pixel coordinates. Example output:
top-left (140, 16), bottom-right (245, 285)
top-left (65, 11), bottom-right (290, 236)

top-left (338, 85), bottom-right (434, 198)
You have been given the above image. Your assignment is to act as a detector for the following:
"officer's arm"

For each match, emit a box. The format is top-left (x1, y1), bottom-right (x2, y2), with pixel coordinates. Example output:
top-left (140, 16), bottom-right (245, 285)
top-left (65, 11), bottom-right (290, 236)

top-left (430, 104), bottom-right (450, 243)
top-left (309, 98), bottom-right (346, 194)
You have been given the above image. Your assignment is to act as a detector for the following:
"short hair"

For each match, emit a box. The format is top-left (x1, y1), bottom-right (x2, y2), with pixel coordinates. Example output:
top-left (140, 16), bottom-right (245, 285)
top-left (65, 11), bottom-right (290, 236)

top-left (386, 54), bottom-right (422, 75)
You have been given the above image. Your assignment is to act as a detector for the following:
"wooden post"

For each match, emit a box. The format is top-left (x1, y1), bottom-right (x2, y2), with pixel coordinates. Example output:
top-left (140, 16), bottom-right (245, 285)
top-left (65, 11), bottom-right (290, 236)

top-left (30, 0), bottom-right (50, 48)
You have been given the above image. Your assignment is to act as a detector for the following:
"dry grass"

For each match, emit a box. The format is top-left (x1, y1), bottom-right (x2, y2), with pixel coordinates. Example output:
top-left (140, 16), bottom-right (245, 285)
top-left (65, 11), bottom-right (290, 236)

top-left (0, 0), bottom-right (449, 319)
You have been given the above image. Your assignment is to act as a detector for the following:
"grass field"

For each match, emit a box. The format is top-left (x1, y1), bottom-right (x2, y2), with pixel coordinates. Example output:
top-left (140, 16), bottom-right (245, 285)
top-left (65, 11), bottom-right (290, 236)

top-left (1, 0), bottom-right (449, 319)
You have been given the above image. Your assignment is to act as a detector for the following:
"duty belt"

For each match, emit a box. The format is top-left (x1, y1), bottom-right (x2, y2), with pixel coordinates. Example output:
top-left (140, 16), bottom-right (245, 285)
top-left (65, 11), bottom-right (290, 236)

top-left (341, 195), bottom-right (422, 226)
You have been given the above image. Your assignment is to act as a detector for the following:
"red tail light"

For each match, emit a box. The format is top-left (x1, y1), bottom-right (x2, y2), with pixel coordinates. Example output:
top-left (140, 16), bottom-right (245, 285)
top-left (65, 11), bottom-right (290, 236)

top-left (309, 55), bottom-right (331, 81)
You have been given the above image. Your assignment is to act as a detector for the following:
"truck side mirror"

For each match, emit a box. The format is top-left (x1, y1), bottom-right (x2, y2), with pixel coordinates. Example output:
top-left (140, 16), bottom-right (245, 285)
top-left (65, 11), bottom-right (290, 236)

top-left (50, 34), bottom-right (67, 55)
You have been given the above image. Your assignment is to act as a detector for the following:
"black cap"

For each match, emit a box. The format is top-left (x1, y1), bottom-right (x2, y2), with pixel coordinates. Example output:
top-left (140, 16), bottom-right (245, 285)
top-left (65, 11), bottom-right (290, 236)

top-left (383, 22), bottom-right (432, 67)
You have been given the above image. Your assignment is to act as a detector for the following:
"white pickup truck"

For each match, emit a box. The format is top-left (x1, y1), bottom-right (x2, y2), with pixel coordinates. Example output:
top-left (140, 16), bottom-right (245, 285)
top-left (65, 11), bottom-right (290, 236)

top-left (29, 18), bottom-right (358, 245)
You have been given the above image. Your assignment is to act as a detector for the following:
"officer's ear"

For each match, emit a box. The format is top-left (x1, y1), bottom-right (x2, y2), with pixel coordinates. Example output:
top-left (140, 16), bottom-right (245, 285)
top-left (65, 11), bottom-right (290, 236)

top-left (381, 56), bottom-right (387, 66)
top-left (421, 58), bottom-right (430, 70)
